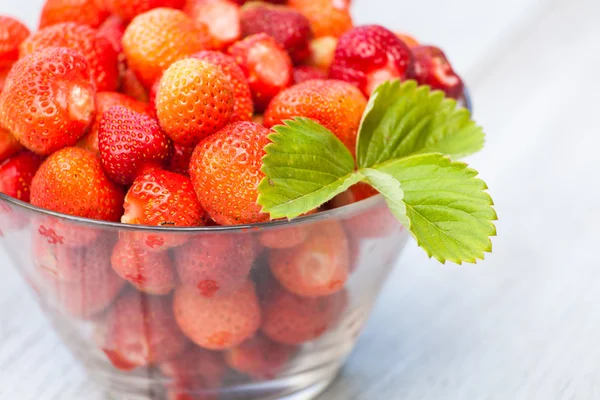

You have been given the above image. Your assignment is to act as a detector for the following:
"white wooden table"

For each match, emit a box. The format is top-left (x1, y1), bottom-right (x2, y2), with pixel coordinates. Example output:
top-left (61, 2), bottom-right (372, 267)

top-left (2, 0), bottom-right (599, 399)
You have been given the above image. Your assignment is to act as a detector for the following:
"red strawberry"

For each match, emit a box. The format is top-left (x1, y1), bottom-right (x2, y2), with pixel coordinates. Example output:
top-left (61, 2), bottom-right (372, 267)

top-left (39, 0), bottom-right (110, 28)
top-left (111, 239), bottom-right (176, 295)
top-left (30, 147), bottom-right (125, 221)
top-left (264, 79), bottom-right (367, 155)
top-left (156, 58), bottom-right (234, 147)
top-left (0, 16), bottom-right (30, 68)
top-left (107, 0), bottom-right (187, 21)
top-left (0, 47), bottom-right (96, 155)
top-left (20, 22), bottom-right (119, 92)
top-left (233, 0), bottom-right (286, 4)
top-left (0, 128), bottom-right (23, 163)
top-left (259, 224), bottom-right (309, 250)
top-left (99, 106), bottom-right (173, 185)
top-left (228, 33), bottom-right (292, 112)
top-left (330, 25), bottom-right (414, 96)
top-left (97, 15), bottom-right (127, 54)
top-left (0, 152), bottom-right (44, 202)
top-left (185, 0), bottom-right (241, 49)
top-left (174, 234), bottom-right (255, 298)
top-left (225, 335), bottom-right (295, 379)
top-left (409, 45), bottom-right (464, 99)
top-left (189, 121), bottom-right (270, 226)
top-left (167, 143), bottom-right (195, 175)
top-left (240, 3), bottom-right (312, 64)
top-left (0, 67), bottom-right (9, 93)
top-left (191, 51), bottom-right (253, 122)
top-left (160, 347), bottom-right (226, 390)
top-left (292, 65), bottom-right (327, 84)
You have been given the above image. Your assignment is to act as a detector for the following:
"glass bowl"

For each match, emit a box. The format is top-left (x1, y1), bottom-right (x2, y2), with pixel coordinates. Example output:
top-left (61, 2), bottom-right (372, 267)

top-left (0, 192), bottom-right (409, 400)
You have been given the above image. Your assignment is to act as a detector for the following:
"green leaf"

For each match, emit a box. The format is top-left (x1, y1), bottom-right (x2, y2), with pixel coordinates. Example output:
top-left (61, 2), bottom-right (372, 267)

top-left (356, 80), bottom-right (484, 168)
top-left (375, 153), bottom-right (497, 264)
top-left (360, 168), bottom-right (410, 227)
top-left (257, 117), bottom-right (361, 220)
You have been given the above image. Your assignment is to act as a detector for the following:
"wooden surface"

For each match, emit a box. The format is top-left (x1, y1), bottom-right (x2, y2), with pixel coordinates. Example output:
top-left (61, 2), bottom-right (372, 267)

top-left (1, 0), bottom-right (599, 399)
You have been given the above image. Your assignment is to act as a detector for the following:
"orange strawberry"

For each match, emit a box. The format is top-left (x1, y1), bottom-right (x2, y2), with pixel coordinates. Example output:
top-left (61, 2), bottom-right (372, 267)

top-left (122, 8), bottom-right (213, 87)
top-left (20, 22), bottom-right (119, 91)
top-left (0, 128), bottom-right (23, 163)
top-left (288, 0), bottom-right (353, 38)
top-left (189, 121), bottom-right (270, 226)
top-left (39, 0), bottom-right (110, 28)
top-left (396, 32), bottom-right (420, 47)
top-left (0, 16), bottom-right (30, 68)
top-left (228, 33), bottom-right (292, 111)
top-left (156, 58), bottom-right (234, 147)
top-left (184, 0), bottom-right (241, 49)
top-left (30, 147), bottom-right (125, 221)
top-left (225, 335), bottom-right (295, 379)
top-left (173, 280), bottom-right (261, 350)
top-left (107, 0), bottom-right (187, 21)
top-left (191, 51), bottom-right (253, 122)
top-left (0, 152), bottom-right (44, 202)
top-left (307, 36), bottom-right (337, 71)
top-left (264, 79), bottom-right (367, 155)
top-left (0, 47), bottom-right (96, 155)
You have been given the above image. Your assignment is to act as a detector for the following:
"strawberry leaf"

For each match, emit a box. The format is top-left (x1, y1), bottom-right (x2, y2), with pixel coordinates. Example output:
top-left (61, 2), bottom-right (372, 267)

top-left (357, 80), bottom-right (484, 168)
top-left (257, 118), bottom-right (361, 220)
top-left (360, 168), bottom-right (409, 227)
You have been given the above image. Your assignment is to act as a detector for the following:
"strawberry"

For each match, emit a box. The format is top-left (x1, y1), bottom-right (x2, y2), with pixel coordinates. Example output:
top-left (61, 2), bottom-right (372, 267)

top-left (98, 15), bottom-right (127, 54)
top-left (156, 58), bottom-right (234, 147)
top-left (225, 335), bottom-right (295, 379)
top-left (78, 92), bottom-right (153, 156)
top-left (292, 65), bottom-right (327, 84)
top-left (120, 67), bottom-right (150, 102)
top-left (396, 32), bottom-right (420, 48)
top-left (30, 147), bottom-right (125, 221)
top-left (409, 45), bottom-right (464, 99)
top-left (174, 234), bottom-right (255, 298)
top-left (233, 0), bottom-right (286, 4)
top-left (0, 47), bottom-right (96, 155)
top-left (167, 143), bottom-right (195, 175)
top-left (329, 25), bottom-right (414, 96)
top-left (259, 224), bottom-right (309, 250)
top-left (240, 3), bottom-right (312, 64)
top-left (330, 182), bottom-right (378, 206)
top-left (0, 152), bottom-right (44, 202)
top-left (189, 121), bottom-right (270, 226)
top-left (107, 0), bottom-right (187, 21)
top-left (264, 79), bottom-right (367, 155)
top-left (228, 33), bottom-right (293, 112)
top-left (0, 16), bottom-right (30, 68)
top-left (122, 8), bottom-right (213, 87)
top-left (0, 128), bottom-right (23, 163)
top-left (111, 239), bottom-right (176, 295)
top-left (99, 106), bottom-right (173, 184)
top-left (39, 0), bottom-right (109, 28)
top-left (184, 0), bottom-right (241, 50)
top-left (100, 291), bottom-right (190, 370)
top-left (0, 67), bottom-right (9, 93)
top-left (159, 347), bottom-right (226, 388)
top-left (20, 22), bottom-right (119, 91)
top-left (307, 36), bottom-right (337, 71)
top-left (191, 51), bottom-right (253, 122)
top-left (288, 0), bottom-right (353, 38)
top-left (173, 280), bottom-right (261, 350)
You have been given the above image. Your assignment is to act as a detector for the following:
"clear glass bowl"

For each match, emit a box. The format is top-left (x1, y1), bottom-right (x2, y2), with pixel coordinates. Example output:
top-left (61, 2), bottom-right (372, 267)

top-left (0, 192), bottom-right (409, 400)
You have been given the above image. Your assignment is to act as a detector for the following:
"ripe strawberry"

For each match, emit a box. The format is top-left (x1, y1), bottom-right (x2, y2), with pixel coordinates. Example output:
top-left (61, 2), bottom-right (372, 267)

top-left (240, 3), bottom-right (312, 64)
top-left (39, 0), bottom-right (109, 28)
top-left (99, 106), bottom-right (173, 185)
top-left (78, 92), bottom-right (153, 156)
top-left (33, 214), bottom-right (102, 248)
top-left (264, 79), bottom-right (367, 155)
top-left (307, 36), bottom-right (337, 71)
top-left (156, 59), bottom-right (234, 147)
top-left (189, 121), bottom-right (270, 225)
top-left (330, 25), bottom-right (414, 96)
top-left (120, 67), bottom-right (150, 102)
top-left (191, 51), bottom-right (253, 122)
top-left (288, 0), bottom-right (353, 38)
top-left (100, 291), bottom-right (190, 370)
top-left (173, 280), bottom-right (261, 350)
top-left (229, 33), bottom-right (292, 111)
top-left (174, 234), bottom-right (255, 298)
top-left (20, 22), bottom-right (119, 91)
top-left (30, 147), bottom-right (125, 221)
top-left (107, 0), bottom-right (187, 21)
top-left (122, 8), bottom-right (213, 87)
top-left (333, 193), bottom-right (401, 239)
top-left (0, 47), bottom-right (96, 155)
top-left (410, 45), bottom-right (464, 99)
top-left (0, 16), bottom-right (30, 68)
top-left (269, 221), bottom-right (349, 297)
top-left (330, 182), bottom-right (378, 207)
top-left (0, 67), bottom-right (9, 93)
top-left (261, 287), bottom-right (347, 345)
top-left (396, 32), bottom-right (420, 47)
top-left (225, 335), bottom-right (295, 379)
top-left (167, 143), bottom-right (195, 175)
top-left (185, 0), bottom-right (241, 49)
top-left (111, 239), bottom-right (176, 295)
top-left (0, 152), bottom-right (44, 202)
top-left (292, 65), bottom-right (327, 84)
top-left (0, 128), bottom-right (23, 163)
top-left (160, 347), bottom-right (226, 388)
top-left (98, 15), bottom-right (127, 54)
top-left (233, 0), bottom-right (286, 4)
top-left (259, 225), bottom-right (309, 250)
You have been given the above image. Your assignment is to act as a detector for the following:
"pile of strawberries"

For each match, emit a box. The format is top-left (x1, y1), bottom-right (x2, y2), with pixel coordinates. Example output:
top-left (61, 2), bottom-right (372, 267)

top-left (0, 0), bottom-right (464, 396)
